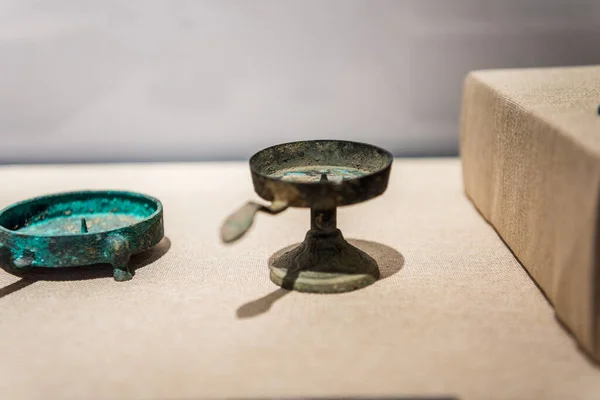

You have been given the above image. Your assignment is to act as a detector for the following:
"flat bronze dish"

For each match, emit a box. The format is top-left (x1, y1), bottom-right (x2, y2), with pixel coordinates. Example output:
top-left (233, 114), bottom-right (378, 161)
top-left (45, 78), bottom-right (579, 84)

top-left (221, 140), bottom-right (393, 293)
top-left (0, 190), bottom-right (164, 281)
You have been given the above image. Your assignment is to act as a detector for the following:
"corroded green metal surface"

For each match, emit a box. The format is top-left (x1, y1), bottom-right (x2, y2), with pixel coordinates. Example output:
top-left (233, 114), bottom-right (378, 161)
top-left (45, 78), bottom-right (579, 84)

top-left (0, 190), bottom-right (164, 281)
top-left (269, 166), bottom-right (368, 183)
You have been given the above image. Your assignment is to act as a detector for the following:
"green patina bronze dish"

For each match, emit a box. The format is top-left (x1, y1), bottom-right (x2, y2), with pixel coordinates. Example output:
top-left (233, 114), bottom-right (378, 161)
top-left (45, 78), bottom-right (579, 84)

top-left (221, 140), bottom-right (393, 293)
top-left (0, 190), bottom-right (164, 281)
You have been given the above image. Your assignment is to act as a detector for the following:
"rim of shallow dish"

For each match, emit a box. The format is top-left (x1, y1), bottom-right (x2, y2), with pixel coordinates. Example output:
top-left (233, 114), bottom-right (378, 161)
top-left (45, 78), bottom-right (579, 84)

top-left (0, 190), bottom-right (163, 237)
top-left (249, 139), bottom-right (394, 184)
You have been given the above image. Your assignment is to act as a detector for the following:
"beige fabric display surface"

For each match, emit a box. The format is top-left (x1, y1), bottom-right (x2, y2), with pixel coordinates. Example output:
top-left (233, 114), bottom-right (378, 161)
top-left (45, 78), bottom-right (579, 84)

top-left (0, 160), bottom-right (599, 399)
top-left (461, 65), bottom-right (600, 362)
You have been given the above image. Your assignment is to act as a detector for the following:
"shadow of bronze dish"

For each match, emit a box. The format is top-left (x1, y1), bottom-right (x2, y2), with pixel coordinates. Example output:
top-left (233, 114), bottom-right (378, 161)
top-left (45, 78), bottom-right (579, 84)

top-left (236, 288), bottom-right (290, 319)
top-left (236, 239), bottom-right (404, 319)
top-left (0, 237), bottom-right (171, 299)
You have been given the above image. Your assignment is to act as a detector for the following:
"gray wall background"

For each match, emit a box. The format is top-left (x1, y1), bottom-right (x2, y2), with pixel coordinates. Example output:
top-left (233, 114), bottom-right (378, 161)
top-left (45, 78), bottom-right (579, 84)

top-left (1, 0), bottom-right (599, 163)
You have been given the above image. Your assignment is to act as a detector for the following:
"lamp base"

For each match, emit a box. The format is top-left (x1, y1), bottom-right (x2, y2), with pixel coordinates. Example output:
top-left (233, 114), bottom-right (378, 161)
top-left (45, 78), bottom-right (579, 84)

top-left (269, 229), bottom-right (379, 293)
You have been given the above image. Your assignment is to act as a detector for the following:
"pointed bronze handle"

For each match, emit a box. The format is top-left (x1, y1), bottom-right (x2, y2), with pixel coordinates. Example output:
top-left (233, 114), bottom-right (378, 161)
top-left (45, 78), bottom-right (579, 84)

top-left (221, 200), bottom-right (289, 243)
